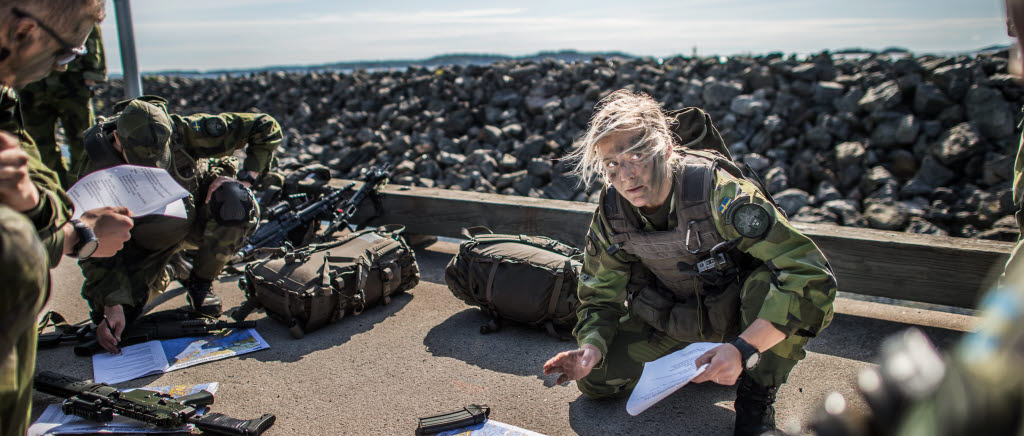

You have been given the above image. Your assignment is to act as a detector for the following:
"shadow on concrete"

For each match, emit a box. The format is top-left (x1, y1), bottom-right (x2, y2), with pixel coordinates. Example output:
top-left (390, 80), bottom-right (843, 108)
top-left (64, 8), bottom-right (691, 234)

top-left (423, 308), bottom-right (574, 378)
top-left (236, 291), bottom-right (414, 364)
top-left (805, 312), bottom-right (966, 363)
top-left (567, 381), bottom-right (737, 435)
top-left (412, 246), bottom-right (455, 286)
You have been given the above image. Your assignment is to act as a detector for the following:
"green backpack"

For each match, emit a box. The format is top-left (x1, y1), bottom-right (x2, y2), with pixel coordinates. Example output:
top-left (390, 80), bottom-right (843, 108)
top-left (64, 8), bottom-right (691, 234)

top-left (444, 227), bottom-right (583, 338)
top-left (237, 225), bottom-right (419, 338)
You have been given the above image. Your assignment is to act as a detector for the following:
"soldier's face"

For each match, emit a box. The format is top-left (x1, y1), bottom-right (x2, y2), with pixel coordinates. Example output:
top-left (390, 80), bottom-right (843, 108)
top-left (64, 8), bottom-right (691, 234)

top-left (2, 10), bottom-right (92, 89)
top-left (597, 130), bottom-right (673, 213)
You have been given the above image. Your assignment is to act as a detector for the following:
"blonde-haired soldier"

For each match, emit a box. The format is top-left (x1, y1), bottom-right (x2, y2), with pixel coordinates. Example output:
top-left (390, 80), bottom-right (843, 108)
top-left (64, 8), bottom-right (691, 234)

top-left (544, 89), bottom-right (837, 435)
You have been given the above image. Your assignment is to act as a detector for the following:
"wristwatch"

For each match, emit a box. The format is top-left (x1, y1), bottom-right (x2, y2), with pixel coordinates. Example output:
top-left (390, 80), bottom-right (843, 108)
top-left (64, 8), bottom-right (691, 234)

top-left (730, 337), bottom-right (761, 371)
top-left (69, 219), bottom-right (99, 259)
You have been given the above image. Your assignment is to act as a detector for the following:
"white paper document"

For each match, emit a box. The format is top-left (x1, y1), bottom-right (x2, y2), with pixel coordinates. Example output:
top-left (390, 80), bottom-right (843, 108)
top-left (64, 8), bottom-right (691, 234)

top-left (28, 382), bottom-right (219, 435)
top-left (68, 165), bottom-right (189, 219)
top-left (626, 341), bottom-right (719, 416)
top-left (93, 328), bottom-right (269, 384)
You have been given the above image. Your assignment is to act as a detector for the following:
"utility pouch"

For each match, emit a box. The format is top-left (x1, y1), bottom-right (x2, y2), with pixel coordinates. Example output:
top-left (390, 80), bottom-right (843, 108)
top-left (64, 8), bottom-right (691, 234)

top-left (701, 279), bottom-right (743, 340)
top-left (238, 224), bottom-right (419, 338)
top-left (628, 286), bottom-right (675, 332)
top-left (664, 298), bottom-right (712, 343)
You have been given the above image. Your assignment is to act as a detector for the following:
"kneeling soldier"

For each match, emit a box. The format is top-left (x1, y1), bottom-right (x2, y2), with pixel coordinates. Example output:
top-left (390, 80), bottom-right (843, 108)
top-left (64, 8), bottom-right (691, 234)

top-left (77, 96), bottom-right (282, 354)
top-left (543, 90), bottom-right (837, 435)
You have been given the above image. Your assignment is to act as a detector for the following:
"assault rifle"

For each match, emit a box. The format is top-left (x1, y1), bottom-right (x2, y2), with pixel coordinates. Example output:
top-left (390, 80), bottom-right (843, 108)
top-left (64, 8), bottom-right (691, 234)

top-left (39, 309), bottom-right (256, 356)
top-left (232, 163), bottom-right (391, 263)
top-left (34, 371), bottom-right (275, 436)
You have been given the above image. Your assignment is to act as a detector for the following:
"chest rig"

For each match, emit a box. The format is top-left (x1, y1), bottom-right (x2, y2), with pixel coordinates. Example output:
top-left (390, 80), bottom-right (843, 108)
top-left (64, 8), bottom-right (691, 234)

top-left (600, 150), bottom-right (759, 341)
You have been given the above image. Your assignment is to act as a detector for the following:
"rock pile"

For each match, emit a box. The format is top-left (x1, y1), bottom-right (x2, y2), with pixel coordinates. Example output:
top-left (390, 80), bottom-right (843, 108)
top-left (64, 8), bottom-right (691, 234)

top-left (94, 51), bottom-right (1024, 241)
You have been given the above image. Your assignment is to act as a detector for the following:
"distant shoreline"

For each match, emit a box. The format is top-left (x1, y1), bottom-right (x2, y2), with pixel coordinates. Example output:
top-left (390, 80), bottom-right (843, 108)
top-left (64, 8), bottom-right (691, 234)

top-left (107, 46), bottom-right (1011, 79)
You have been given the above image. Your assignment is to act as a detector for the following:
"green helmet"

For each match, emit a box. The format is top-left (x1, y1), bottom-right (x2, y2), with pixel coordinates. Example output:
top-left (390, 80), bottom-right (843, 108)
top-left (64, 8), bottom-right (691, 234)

top-left (114, 99), bottom-right (173, 169)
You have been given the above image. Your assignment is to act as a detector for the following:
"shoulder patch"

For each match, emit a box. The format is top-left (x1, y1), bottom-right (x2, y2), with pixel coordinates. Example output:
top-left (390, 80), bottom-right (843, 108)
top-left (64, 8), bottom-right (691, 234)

top-left (727, 202), bottom-right (773, 239)
top-left (203, 117), bottom-right (227, 137)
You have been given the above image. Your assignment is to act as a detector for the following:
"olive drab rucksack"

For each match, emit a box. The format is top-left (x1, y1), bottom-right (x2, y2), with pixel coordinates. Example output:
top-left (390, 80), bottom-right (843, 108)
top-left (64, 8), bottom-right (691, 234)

top-left (669, 107), bottom-right (785, 217)
top-left (668, 107), bottom-right (734, 160)
top-left (444, 227), bottom-right (583, 338)
top-left (236, 225), bottom-right (419, 338)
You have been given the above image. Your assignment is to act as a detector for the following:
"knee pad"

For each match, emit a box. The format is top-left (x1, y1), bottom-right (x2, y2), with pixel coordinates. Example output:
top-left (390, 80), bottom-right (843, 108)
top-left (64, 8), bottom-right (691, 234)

top-left (209, 181), bottom-right (257, 227)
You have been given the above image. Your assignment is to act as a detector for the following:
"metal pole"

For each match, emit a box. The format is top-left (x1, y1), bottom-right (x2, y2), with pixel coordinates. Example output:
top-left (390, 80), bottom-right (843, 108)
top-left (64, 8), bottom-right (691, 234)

top-left (113, 0), bottom-right (142, 98)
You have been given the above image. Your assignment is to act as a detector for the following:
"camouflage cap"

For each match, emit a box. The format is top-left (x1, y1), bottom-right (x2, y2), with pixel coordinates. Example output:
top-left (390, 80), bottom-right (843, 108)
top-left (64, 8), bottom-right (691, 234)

top-left (115, 100), bottom-right (173, 169)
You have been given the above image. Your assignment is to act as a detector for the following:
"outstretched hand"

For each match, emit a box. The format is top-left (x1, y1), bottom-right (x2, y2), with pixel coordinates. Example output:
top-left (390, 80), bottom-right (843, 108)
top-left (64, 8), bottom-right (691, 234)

top-left (543, 344), bottom-right (602, 385)
top-left (690, 343), bottom-right (743, 386)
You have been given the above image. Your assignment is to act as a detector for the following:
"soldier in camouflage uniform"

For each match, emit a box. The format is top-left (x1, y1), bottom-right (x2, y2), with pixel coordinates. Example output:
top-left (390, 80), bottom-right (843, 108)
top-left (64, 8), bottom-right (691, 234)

top-left (884, 1), bottom-right (1024, 434)
top-left (0, 204), bottom-right (48, 436)
top-left (20, 24), bottom-right (105, 188)
top-left (76, 96), bottom-right (282, 354)
top-left (0, 3), bottom-right (133, 433)
top-left (543, 90), bottom-right (837, 436)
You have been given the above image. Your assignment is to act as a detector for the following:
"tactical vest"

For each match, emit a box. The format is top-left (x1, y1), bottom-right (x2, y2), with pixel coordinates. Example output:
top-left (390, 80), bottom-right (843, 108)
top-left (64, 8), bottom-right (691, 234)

top-left (601, 150), bottom-right (760, 342)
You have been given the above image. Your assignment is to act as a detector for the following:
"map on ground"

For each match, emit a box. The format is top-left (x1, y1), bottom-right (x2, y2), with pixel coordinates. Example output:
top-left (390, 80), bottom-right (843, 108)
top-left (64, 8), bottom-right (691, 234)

top-left (436, 419), bottom-right (546, 436)
top-left (93, 328), bottom-right (269, 384)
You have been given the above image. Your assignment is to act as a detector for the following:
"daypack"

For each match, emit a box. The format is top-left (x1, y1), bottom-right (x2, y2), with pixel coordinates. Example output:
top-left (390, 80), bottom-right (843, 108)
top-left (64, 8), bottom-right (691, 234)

top-left (237, 225), bottom-right (419, 338)
top-left (444, 227), bottom-right (582, 338)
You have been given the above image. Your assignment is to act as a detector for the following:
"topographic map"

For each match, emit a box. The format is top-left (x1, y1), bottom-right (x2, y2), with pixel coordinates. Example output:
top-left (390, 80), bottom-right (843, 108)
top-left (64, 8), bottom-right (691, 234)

top-left (164, 328), bottom-right (267, 370)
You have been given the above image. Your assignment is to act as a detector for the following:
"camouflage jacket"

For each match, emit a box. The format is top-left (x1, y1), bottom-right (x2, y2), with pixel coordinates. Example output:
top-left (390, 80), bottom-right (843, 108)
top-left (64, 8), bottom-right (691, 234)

top-left (0, 86), bottom-right (72, 268)
top-left (574, 161), bottom-right (837, 360)
top-left (169, 112), bottom-right (282, 180)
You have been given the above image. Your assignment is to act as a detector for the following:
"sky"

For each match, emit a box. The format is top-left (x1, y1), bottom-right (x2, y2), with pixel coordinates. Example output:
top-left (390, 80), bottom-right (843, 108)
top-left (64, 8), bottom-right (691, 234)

top-left (96, 0), bottom-right (1010, 74)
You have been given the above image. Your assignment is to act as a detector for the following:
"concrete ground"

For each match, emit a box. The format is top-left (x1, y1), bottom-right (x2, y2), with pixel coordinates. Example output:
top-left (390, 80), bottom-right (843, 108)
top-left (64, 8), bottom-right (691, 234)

top-left (32, 240), bottom-right (977, 435)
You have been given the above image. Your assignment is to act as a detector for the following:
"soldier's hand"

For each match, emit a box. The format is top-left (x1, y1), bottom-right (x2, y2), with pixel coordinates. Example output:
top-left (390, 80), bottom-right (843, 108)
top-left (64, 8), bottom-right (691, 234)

top-left (691, 343), bottom-right (743, 386)
top-left (0, 130), bottom-right (39, 212)
top-left (205, 176), bottom-right (240, 204)
top-left (543, 344), bottom-right (602, 385)
top-left (98, 305), bottom-right (125, 354)
top-left (78, 207), bottom-right (134, 257)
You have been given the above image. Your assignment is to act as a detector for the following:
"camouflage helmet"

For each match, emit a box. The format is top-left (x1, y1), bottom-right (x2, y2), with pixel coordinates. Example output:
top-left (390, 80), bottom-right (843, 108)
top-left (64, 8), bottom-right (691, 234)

top-left (114, 99), bottom-right (173, 169)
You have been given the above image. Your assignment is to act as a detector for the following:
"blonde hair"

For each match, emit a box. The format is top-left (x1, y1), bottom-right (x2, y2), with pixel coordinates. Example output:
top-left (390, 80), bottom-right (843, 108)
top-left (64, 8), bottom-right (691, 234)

top-left (566, 89), bottom-right (678, 188)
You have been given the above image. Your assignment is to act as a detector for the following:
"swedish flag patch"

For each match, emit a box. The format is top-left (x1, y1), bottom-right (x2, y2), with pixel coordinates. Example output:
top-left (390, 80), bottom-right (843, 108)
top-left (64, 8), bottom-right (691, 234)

top-left (718, 197), bottom-right (732, 213)
top-left (190, 119), bottom-right (202, 133)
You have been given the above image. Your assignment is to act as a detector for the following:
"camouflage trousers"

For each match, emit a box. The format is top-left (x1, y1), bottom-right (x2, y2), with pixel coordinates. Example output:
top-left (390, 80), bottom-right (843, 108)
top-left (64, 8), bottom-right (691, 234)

top-left (80, 190), bottom-right (258, 324)
top-left (0, 206), bottom-right (49, 436)
top-left (578, 266), bottom-right (808, 399)
top-left (19, 80), bottom-right (95, 189)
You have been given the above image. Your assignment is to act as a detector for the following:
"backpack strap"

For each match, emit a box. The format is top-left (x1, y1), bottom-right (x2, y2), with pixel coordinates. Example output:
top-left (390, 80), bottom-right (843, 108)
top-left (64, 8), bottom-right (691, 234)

top-left (461, 226), bottom-right (493, 239)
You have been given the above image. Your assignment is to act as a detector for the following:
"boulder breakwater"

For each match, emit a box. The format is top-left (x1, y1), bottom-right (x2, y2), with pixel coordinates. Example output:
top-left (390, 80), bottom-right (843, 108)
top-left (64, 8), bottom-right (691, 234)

top-left (94, 51), bottom-right (1023, 241)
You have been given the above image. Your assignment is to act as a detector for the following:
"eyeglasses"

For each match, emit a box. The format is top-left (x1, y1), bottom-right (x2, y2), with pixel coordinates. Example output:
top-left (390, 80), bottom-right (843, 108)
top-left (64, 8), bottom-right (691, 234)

top-left (10, 8), bottom-right (87, 65)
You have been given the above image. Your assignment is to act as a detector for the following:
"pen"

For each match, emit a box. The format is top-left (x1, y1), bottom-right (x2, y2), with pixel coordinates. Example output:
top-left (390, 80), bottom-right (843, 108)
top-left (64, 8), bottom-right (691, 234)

top-left (102, 315), bottom-right (120, 353)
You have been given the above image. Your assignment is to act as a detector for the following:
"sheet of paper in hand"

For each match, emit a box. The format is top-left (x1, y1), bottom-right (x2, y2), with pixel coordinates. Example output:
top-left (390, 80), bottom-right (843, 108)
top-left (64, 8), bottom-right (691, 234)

top-left (68, 165), bottom-right (189, 219)
top-left (626, 341), bottom-right (718, 416)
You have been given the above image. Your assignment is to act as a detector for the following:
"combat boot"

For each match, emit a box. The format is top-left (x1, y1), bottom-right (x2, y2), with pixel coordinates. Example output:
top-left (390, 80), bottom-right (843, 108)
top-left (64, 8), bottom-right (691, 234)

top-left (184, 273), bottom-right (222, 317)
top-left (734, 374), bottom-right (778, 436)
top-left (164, 251), bottom-right (193, 288)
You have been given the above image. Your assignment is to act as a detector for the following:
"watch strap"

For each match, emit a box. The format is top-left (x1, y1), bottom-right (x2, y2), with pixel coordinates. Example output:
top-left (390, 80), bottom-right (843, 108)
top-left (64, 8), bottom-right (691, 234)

top-left (69, 219), bottom-right (97, 258)
top-left (730, 337), bottom-right (759, 368)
